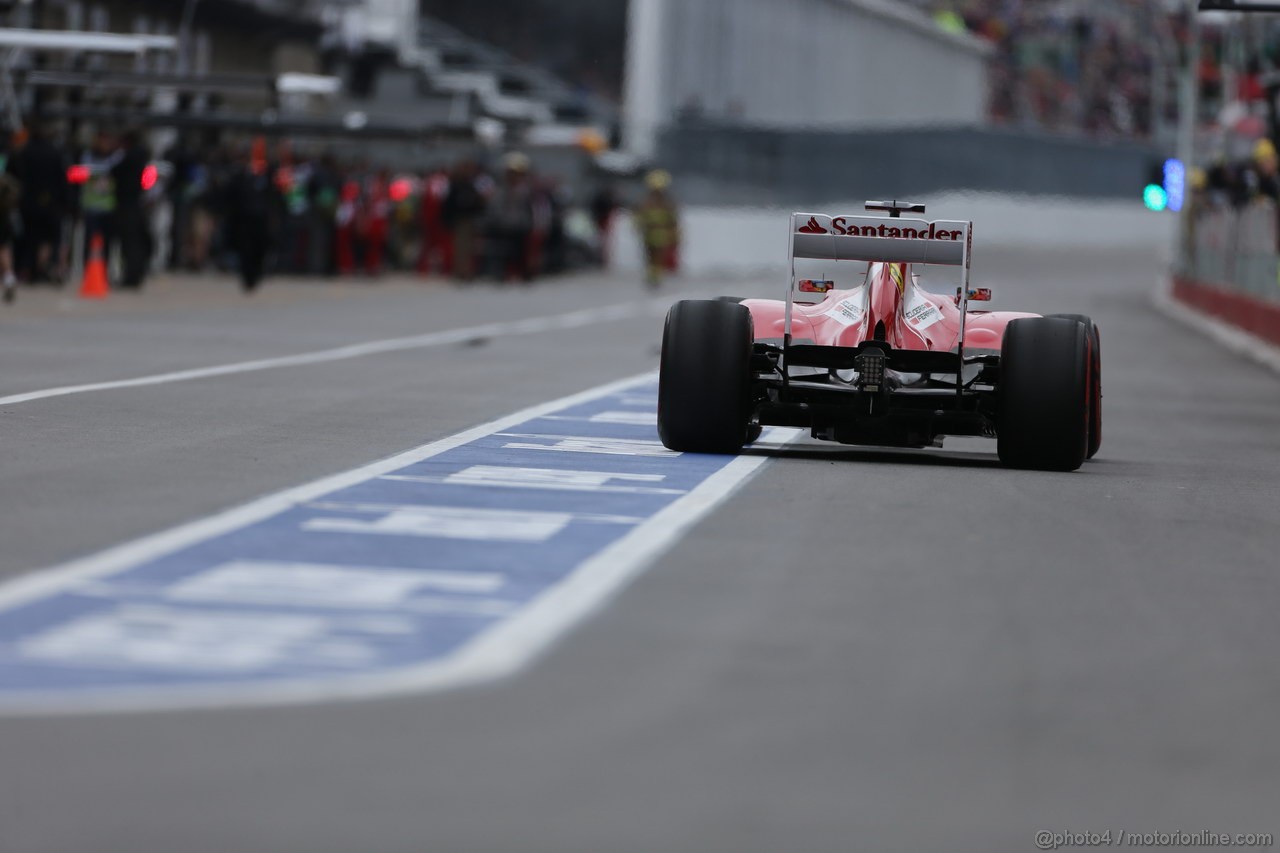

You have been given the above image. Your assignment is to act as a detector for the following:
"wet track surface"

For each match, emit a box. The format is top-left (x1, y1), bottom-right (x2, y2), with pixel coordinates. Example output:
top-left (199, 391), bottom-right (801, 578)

top-left (1, 247), bottom-right (1279, 852)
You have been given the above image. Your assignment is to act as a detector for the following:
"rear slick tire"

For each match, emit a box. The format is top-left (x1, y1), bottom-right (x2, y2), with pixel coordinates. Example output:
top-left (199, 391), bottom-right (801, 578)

top-left (657, 299), bottom-right (754, 453)
top-left (997, 316), bottom-right (1091, 472)
top-left (1046, 313), bottom-right (1102, 459)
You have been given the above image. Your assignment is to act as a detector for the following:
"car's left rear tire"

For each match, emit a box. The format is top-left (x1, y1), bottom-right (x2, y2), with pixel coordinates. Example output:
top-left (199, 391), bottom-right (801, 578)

top-left (657, 299), bottom-right (754, 453)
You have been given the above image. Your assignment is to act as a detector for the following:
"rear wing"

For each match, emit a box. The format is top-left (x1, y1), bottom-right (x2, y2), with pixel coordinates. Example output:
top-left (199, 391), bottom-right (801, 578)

top-left (790, 213), bottom-right (971, 266)
top-left (784, 208), bottom-right (976, 358)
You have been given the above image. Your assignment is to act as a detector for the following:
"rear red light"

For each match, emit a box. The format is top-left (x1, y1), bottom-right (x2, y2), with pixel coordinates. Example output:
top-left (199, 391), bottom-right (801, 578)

top-left (67, 164), bottom-right (91, 185)
top-left (140, 164), bottom-right (158, 191)
top-left (798, 279), bottom-right (835, 293)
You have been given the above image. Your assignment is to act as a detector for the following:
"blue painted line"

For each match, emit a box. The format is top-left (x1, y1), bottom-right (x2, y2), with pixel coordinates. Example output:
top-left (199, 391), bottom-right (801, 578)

top-left (0, 374), bottom-right (789, 712)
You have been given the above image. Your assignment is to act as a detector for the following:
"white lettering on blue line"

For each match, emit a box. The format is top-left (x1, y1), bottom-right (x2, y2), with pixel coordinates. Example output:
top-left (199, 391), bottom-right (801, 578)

top-left (301, 504), bottom-right (575, 542)
top-left (17, 606), bottom-right (399, 672)
top-left (435, 466), bottom-right (682, 494)
top-left (164, 560), bottom-right (506, 607)
top-left (498, 434), bottom-right (679, 457)
top-left (589, 411), bottom-right (658, 425)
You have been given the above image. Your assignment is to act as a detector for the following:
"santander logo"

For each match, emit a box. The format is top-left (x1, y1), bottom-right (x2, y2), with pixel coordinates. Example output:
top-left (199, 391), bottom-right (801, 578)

top-left (796, 215), bottom-right (965, 242)
top-left (797, 216), bottom-right (828, 235)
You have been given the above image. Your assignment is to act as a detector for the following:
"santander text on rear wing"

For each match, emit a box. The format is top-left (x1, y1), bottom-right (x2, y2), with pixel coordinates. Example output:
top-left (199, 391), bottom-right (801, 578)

top-left (790, 213), bottom-right (971, 267)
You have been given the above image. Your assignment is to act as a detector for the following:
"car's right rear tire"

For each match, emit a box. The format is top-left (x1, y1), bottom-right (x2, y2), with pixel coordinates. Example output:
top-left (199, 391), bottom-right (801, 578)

top-left (657, 299), bottom-right (754, 453)
top-left (997, 316), bottom-right (1091, 472)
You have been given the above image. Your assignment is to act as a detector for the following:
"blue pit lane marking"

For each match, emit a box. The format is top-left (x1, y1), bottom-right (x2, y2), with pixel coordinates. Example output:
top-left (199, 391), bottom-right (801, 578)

top-left (0, 374), bottom-right (793, 713)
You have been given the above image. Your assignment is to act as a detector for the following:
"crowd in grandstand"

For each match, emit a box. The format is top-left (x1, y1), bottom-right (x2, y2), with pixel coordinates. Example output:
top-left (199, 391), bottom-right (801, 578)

top-left (922, 0), bottom-right (1280, 141)
top-left (927, 0), bottom-right (1182, 138)
top-left (0, 129), bottom-right (614, 299)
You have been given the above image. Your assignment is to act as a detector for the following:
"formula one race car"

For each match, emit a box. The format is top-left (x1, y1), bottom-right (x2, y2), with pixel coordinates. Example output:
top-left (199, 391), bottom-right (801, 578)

top-left (656, 201), bottom-right (1101, 471)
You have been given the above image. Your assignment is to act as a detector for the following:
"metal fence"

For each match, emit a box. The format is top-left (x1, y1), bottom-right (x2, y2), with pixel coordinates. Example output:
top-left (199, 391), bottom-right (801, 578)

top-left (1186, 200), bottom-right (1280, 304)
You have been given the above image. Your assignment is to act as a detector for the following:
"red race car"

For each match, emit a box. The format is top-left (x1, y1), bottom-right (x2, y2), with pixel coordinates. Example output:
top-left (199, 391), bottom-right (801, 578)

top-left (657, 201), bottom-right (1101, 471)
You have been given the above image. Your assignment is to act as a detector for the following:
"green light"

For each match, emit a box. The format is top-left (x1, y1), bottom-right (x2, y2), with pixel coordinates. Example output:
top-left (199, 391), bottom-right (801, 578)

top-left (1144, 183), bottom-right (1168, 212)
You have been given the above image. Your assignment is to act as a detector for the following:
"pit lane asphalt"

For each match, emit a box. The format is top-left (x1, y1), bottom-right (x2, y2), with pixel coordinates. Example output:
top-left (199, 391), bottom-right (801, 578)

top-left (2, 247), bottom-right (1279, 852)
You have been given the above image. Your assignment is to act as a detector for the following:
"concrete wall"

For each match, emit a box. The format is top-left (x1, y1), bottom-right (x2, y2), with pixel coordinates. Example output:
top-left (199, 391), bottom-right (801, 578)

top-left (659, 124), bottom-right (1164, 202)
top-left (624, 0), bottom-right (989, 158)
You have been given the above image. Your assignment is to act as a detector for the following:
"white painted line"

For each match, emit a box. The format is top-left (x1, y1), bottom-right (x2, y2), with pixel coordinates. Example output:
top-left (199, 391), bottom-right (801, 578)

top-left (1153, 278), bottom-right (1280, 376)
top-left (0, 300), bottom-right (660, 408)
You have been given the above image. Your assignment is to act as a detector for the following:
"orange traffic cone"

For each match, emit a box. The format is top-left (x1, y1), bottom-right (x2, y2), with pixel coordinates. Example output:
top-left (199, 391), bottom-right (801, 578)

top-left (79, 234), bottom-right (109, 299)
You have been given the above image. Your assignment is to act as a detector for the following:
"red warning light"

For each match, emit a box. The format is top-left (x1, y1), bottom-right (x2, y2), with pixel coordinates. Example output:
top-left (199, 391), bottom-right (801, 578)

top-left (141, 164), bottom-right (158, 191)
top-left (67, 164), bottom-right (91, 185)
